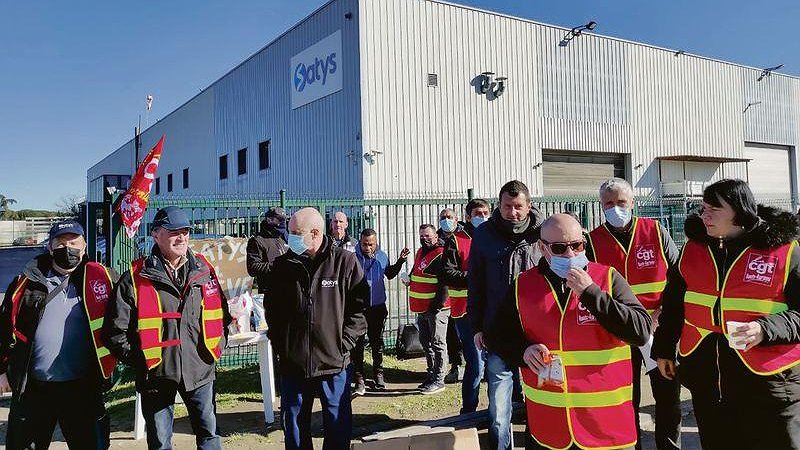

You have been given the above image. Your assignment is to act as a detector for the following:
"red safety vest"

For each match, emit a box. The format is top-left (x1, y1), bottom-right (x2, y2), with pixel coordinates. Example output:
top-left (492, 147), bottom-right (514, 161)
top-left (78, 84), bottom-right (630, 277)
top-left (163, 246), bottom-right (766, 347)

top-left (446, 229), bottom-right (472, 318)
top-left (589, 217), bottom-right (668, 313)
top-left (409, 246), bottom-right (446, 313)
top-left (680, 240), bottom-right (800, 375)
top-left (9, 262), bottom-right (117, 379)
top-left (516, 263), bottom-right (637, 450)
top-left (131, 254), bottom-right (224, 370)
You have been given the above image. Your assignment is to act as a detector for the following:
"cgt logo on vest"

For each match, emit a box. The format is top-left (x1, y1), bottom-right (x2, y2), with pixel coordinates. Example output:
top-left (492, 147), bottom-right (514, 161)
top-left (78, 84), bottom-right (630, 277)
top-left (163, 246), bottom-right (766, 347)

top-left (576, 302), bottom-right (598, 325)
top-left (744, 254), bottom-right (778, 286)
top-left (91, 280), bottom-right (109, 302)
top-left (293, 53), bottom-right (337, 93)
top-left (635, 245), bottom-right (657, 269)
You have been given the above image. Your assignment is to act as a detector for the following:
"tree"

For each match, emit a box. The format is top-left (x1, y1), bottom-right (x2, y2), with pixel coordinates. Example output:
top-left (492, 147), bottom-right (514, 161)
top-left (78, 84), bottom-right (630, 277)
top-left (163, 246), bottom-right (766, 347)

top-left (55, 194), bottom-right (85, 219)
top-left (0, 194), bottom-right (17, 219)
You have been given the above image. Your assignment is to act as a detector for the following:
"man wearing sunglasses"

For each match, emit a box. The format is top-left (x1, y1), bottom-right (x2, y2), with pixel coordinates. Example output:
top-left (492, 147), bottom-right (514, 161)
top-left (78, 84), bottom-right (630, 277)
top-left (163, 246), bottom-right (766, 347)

top-left (587, 178), bottom-right (682, 450)
top-left (468, 180), bottom-right (543, 450)
top-left (489, 213), bottom-right (651, 450)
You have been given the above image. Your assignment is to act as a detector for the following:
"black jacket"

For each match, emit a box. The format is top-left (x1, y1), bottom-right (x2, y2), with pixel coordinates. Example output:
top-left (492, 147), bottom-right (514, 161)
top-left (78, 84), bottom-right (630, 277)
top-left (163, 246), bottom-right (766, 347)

top-left (442, 222), bottom-right (474, 288)
top-left (0, 254), bottom-right (119, 395)
top-left (489, 260), bottom-right (651, 367)
top-left (467, 208), bottom-right (543, 340)
top-left (246, 221), bottom-right (288, 291)
top-left (653, 206), bottom-right (800, 404)
top-left (102, 247), bottom-right (232, 391)
top-left (265, 236), bottom-right (368, 379)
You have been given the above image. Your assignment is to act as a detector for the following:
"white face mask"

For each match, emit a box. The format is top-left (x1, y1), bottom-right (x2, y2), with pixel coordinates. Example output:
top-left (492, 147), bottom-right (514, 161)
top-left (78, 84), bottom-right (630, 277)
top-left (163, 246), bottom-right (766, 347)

top-left (604, 206), bottom-right (632, 228)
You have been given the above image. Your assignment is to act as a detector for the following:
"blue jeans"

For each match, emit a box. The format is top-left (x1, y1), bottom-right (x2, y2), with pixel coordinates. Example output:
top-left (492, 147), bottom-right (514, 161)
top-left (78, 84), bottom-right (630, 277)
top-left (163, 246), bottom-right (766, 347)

top-left (454, 317), bottom-right (484, 413)
top-left (281, 368), bottom-right (352, 450)
top-left (140, 379), bottom-right (221, 450)
top-left (486, 351), bottom-right (522, 450)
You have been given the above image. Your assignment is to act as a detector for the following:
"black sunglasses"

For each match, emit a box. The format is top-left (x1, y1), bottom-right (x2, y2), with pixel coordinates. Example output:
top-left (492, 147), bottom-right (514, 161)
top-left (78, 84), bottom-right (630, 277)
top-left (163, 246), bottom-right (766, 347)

top-left (541, 239), bottom-right (585, 255)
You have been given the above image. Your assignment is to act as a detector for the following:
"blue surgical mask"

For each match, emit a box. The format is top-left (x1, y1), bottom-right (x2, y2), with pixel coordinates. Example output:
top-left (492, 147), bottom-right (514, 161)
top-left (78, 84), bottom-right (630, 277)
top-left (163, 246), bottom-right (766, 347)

top-left (470, 216), bottom-right (488, 228)
top-left (604, 206), bottom-right (632, 228)
top-left (549, 252), bottom-right (590, 279)
top-left (439, 218), bottom-right (457, 233)
top-left (288, 233), bottom-right (309, 255)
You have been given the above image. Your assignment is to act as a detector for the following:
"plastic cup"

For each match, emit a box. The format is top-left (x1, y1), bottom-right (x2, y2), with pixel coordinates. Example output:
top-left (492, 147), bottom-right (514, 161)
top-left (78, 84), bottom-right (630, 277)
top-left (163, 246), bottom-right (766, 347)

top-left (726, 321), bottom-right (748, 350)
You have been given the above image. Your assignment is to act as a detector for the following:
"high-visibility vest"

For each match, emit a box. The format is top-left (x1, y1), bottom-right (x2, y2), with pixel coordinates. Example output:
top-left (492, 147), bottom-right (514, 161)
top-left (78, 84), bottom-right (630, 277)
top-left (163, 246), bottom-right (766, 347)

top-left (589, 217), bottom-right (668, 313)
top-left (409, 246), bottom-right (446, 313)
top-left (516, 263), bottom-right (636, 450)
top-left (446, 229), bottom-right (472, 318)
top-left (131, 254), bottom-right (224, 370)
top-left (680, 240), bottom-right (800, 375)
top-left (9, 262), bottom-right (117, 379)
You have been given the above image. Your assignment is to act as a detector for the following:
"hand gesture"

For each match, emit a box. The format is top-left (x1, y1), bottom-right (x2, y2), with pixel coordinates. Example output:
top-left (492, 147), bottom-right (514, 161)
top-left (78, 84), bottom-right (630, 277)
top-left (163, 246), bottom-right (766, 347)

top-left (565, 267), bottom-right (594, 295)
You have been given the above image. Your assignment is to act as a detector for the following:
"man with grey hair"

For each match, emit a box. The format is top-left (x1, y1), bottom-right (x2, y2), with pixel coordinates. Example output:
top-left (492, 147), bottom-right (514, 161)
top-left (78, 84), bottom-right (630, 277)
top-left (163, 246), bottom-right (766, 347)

top-left (266, 207), bottom-right (369, 449)
top-left (587, 177), bottom-right (682, 450)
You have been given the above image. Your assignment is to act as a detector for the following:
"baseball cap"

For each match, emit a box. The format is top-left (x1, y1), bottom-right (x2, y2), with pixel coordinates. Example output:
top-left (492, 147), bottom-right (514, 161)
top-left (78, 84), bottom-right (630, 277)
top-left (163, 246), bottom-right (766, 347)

top-left (49, 220), bottom-right (85, 241)
top-left (152, 206), bottom-right (191, 231)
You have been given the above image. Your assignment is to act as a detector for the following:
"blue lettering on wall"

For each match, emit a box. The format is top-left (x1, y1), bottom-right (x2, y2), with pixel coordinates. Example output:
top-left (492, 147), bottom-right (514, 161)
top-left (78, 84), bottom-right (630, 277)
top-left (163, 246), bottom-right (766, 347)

top-left (293, 52), bottom-right (338, 92)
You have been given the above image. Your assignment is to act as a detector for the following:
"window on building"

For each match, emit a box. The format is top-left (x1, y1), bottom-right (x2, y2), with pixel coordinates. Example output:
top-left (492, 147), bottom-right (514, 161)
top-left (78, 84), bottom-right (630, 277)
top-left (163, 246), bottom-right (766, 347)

top-left (167, 173), bottom-right (173, 192)
top-left (259, 140), bottom-right (270, 170)
top-left (155, 177), bottom-right (161, 195)
top-left (219, 154), bottom-right (228, 180)
top-left (238, 148), bottom-right (247, 175)
top-left (183, 168), bottom-right (189, 189)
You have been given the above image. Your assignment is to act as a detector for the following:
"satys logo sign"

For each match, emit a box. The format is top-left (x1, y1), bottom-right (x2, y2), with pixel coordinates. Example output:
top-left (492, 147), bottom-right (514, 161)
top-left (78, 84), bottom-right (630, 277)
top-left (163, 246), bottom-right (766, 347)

top-left (290, 30), bottom-right (343, 109)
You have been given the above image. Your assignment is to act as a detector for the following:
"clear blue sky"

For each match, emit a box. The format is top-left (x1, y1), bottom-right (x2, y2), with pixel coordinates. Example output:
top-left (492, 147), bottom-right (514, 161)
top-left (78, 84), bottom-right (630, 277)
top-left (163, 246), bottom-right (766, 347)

top-left (1, 0), bottom-right (797, 210)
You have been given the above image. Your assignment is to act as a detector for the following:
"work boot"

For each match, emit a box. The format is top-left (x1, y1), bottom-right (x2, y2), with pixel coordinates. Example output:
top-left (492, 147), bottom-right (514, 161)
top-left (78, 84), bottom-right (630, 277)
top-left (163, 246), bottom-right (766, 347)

top-left (374, 371), bottom-right (386, 390)
top-left (443, 365), bottom-right (463, 384)
top-left (353, 374), bottom-right (366, 396)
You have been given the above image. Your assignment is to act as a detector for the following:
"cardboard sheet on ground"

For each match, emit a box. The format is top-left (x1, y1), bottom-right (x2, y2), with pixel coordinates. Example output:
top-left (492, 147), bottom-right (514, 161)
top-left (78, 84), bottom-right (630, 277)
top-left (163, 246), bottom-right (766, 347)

top-left (189, 237), bottom-right (253, 299)
top-left (351, 428), bottom-right (479, 450)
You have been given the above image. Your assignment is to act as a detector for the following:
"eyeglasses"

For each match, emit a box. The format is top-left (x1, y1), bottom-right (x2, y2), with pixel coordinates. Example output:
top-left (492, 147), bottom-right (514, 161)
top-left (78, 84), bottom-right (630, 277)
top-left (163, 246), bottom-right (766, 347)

top-left (541, 239), bottom-right (585, 255)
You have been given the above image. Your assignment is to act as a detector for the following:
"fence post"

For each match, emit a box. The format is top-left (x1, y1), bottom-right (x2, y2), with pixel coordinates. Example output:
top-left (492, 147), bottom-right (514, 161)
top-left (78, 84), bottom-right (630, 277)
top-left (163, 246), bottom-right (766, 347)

top-left (279, 189), bottom-right (286, 208)
top-left (467, 188), bottom-right (474, 202)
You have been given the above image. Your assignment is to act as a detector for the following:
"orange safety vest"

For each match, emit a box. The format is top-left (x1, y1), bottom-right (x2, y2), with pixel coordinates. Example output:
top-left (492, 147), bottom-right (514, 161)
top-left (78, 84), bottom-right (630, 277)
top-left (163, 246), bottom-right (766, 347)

top-left (131, 254), bottom-right (224, 370)
top-left (409, 246), bottom-right (446, 313)
top-left (446, 229), bottom-right (472, 318)
top-left (589, 217), bottom-right (668, 313)
top-left (516, 262), bottom-right (636, 450)
top-left (9, 262), bottom-right (117, 379)
top-left (680, 240), bottom-right (800, 375)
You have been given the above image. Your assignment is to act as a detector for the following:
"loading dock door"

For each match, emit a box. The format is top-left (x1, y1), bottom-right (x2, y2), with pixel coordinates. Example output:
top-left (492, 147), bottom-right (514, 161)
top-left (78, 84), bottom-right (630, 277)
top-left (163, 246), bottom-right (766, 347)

top-left (542, 151), bottom-right (625, 196)
top-left (744, 144), bottom-right (792, 200)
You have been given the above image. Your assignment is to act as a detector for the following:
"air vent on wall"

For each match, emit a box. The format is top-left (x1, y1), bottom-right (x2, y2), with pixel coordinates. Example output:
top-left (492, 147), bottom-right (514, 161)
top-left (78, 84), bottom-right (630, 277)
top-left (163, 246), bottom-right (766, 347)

top-left (427, 73), bottom-right (438, 87)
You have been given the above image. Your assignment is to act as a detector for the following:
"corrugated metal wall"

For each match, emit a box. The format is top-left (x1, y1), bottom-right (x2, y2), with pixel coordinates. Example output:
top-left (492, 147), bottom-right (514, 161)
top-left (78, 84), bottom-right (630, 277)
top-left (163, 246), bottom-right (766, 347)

top-left (359, 0), bottom-right (799, 199)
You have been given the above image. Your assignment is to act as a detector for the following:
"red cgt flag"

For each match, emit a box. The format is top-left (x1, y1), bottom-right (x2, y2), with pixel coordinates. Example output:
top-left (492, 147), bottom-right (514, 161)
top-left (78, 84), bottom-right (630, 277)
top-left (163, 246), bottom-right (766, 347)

top-left (117, 136), bottom-right (165, 238)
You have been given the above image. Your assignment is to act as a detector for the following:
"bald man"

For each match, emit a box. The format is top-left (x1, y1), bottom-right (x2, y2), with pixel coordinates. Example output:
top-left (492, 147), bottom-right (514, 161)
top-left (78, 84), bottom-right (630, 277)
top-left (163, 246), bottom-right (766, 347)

top-left (265, 207), bottom-right (369, 450)
top-left (329, 211), bottom-right (356, 252)
top-left (489, 214), bottom-right (651, 450)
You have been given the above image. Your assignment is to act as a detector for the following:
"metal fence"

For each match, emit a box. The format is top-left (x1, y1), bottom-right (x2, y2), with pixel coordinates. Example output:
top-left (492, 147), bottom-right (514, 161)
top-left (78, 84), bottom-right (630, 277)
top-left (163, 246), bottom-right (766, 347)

top-left (96, 191), bottom-right (796, 354)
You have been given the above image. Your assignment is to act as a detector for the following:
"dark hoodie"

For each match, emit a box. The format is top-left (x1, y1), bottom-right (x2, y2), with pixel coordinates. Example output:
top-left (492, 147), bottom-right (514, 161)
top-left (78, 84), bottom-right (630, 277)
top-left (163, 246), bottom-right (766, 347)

top-left (247, 220), bottom-right (288, 291)
top-left (653, 205), bottom-right (800, 403)
top-left (467, 207), bottom-right (544, 341)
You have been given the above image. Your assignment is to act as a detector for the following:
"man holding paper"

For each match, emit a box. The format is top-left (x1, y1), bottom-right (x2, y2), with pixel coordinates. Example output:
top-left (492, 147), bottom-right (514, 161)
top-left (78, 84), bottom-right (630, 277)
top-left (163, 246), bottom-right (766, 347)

top-left (586, 178), bottom-right (682, 450)
top-left (489, 213), bottom-right (651, 450)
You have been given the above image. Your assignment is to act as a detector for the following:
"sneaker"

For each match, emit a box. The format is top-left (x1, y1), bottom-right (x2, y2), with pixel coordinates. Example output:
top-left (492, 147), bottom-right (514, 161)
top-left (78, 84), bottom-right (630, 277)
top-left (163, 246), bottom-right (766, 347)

top-left (374, 372), bottom-right (386, 390)
top-left (417, 380), bottom-right (431, 390)
top-left (420, 382), bottom-right (446, 395)
top-left (444, 365), bottom-right (463, 384)
top-left (353, 375), bottom-right (366, 396)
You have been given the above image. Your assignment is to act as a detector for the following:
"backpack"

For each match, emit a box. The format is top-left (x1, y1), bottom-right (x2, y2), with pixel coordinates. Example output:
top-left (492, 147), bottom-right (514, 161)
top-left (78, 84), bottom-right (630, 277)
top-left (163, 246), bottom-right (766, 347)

top-left (395, 323), bottom-right (425, 360)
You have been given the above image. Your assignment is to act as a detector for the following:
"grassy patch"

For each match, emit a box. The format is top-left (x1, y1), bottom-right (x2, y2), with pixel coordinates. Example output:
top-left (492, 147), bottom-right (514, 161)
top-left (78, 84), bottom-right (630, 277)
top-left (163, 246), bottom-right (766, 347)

top-left (371, 384), bottom-right (461, 419)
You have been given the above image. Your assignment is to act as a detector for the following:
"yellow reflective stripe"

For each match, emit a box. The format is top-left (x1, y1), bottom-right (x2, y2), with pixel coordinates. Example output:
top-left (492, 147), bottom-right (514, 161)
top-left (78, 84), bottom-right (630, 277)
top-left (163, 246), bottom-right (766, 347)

top-left (557, 347), bottom-right (631, 366)
top-left (684, 291), bottom-right (717, 308)
top-left (523, 383), bottom-right (632, 408)
top-left (410, 275), bottom-right (437, 284)
top-left (448, 289), bottom-right (468, 297)
top-left (685, 320), bottom-right (714, 336)
top-left (724, 298), bottom-right (788, 315)
top-left (204, 308), bottom-right (224, 320)
top-left (90, 317), bottom-right (104, 331)
top-left (409, 291), bottom-right (436, 299)
top-left (138, 317), bottom-right (163, 330)
top-left (143, 347), bottom-right (161, 359)
top-left (631, 281), bottom-right (666, 295)
top-left (96, 346), bottom-right (111, 358)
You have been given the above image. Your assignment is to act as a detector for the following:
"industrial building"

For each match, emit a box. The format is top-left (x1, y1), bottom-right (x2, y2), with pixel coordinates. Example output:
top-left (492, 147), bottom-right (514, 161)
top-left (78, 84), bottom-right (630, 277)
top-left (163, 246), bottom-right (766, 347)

top-left (87, 0), bottom-right (800, 207)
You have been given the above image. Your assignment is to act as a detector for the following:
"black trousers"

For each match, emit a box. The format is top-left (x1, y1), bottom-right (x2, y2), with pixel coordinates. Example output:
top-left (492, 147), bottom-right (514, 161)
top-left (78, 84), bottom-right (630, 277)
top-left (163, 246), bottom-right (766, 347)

top-left (6, 378), bottom-right (109, 450)
top-left (446, 315), bottom-right (463, 367)
top-left (352, 304), bottom-right (388, 376)
top-left (631, 348), bottom-right (682, 450)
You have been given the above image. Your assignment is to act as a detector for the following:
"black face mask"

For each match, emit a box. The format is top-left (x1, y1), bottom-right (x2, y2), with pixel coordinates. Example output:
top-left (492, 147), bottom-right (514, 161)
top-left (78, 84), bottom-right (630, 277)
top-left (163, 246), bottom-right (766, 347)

top-left (52, 247), bottom-right (83, 270)
top-left (420, 239), bottom-right (436, 249)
